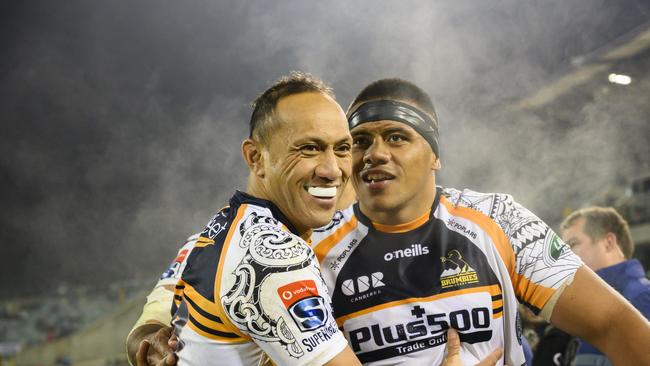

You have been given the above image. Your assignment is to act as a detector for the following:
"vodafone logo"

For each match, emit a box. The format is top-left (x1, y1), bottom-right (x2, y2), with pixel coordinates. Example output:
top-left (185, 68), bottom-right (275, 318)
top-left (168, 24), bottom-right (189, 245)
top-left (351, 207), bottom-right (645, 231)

top-left (278, 280), bottom-right (328, 332)
top-left (277, 280), bottom-right (319, 308)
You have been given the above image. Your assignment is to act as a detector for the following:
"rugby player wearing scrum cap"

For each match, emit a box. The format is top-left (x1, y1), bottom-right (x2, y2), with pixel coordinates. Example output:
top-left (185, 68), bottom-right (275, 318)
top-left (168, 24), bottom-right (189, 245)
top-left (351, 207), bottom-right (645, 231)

top-left (309, 78), bottom-right (650, 365)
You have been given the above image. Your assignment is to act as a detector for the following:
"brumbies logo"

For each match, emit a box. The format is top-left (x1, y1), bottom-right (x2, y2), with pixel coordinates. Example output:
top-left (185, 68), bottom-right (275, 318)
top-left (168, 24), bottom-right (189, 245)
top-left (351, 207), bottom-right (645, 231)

top-left (440, 250), bottom-right (479, 288)
top-left (278, 280), bottom-right (328, 331)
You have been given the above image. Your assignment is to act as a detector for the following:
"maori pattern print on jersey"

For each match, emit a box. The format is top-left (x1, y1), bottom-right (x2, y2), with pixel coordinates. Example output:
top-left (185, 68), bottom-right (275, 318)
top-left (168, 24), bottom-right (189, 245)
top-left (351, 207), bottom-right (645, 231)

top-left (221, 212), bottom-right (317, 358)
top-left (442, 187), bottom-right (580, 300)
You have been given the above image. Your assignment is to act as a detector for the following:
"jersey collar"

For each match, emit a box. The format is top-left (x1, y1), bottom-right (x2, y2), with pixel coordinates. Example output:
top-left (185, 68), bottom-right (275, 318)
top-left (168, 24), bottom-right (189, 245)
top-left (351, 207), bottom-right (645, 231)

top-left (353, 187), bottom-right (442, 233)
top-left (230, 190), bottom-right (300, 235)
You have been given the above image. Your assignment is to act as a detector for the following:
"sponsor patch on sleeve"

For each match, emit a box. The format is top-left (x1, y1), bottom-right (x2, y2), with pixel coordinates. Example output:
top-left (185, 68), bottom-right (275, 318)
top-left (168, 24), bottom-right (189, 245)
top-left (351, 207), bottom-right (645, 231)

top-left (160, 249), bottom-right (189, 279)
top-left (277, 280), bottom-right (328, 331)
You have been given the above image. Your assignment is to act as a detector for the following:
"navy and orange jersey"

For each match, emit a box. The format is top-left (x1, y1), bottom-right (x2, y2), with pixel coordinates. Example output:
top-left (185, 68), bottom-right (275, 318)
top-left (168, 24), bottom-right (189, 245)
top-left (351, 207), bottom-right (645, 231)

top-left (171, 191), bottom-right (347, 366)
top-left (311, 187), bottom-right (582, 366)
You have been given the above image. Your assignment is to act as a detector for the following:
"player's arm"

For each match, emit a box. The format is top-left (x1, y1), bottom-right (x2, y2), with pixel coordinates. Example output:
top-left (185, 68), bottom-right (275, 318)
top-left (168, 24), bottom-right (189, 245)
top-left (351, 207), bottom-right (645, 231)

top-left (126, 284), bottom-right (177, 366)
top-left (549, 265), bottom-right (650, 364)
top-left (126, 234), bottom-right (199, 366)
top-left (322, 346), bottom-right (362, 366)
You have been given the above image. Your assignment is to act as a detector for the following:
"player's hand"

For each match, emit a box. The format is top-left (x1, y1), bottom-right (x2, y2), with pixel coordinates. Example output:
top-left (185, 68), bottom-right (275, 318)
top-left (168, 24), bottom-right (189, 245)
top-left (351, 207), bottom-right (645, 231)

top-left (135, 326), bottom-right (178, 366)
top-left (441, 328), bottom-right (505, 366)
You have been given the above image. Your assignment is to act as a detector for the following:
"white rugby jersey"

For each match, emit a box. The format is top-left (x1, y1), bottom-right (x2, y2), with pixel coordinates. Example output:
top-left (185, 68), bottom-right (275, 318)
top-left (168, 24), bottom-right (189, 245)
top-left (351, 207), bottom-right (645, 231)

top-left (311, 187), bottom-right (582, 366)
top-left (171, 191), bottom-right (347, 366)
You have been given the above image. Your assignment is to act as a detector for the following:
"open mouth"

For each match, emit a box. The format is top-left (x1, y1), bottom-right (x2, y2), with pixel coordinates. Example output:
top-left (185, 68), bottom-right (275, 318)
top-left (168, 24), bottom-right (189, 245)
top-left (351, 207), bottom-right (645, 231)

top-left (307, 186), bottom-right (337, 199)
top-left (361, 171), bottom-right (395, 184)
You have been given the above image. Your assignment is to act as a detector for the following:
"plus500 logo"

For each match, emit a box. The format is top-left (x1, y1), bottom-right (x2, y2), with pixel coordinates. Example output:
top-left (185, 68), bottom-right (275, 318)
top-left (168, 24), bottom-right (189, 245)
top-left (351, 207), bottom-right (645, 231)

top-left (348, 306), bottom-right (491, 352)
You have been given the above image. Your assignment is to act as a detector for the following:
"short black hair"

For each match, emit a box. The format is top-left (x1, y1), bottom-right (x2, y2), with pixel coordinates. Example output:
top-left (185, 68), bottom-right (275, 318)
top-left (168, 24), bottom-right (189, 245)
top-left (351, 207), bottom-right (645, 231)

top-left (560, 207), bottom-right (634, 259)
top-left (250, 71), bottom-right (334, 145)
top-left (348, 78), bottom-right (437, 121)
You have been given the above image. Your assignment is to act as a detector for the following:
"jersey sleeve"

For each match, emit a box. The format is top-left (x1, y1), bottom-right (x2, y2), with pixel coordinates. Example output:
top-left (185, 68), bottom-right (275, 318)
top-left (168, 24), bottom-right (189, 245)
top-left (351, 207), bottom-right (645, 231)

top-left (219, 214), bottom-right (348, 366)
top-left (157, 233), bottom-right (199, 286)
top-left (492, 194), bottom-right (583, 316)
top-left (126, 234), bottom-right (199, 365)
top-left (130, 235), bottom-right (199, 330)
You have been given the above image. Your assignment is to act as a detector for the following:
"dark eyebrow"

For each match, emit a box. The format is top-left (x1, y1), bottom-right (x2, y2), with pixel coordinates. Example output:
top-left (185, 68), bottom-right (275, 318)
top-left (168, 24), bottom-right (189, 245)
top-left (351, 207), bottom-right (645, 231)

top-left (352, 125), bottom-right (415, 137)
top-left (334, 137), bottom-right (352, 145)
top-left (381, 127), bottom-right (414, 136)
top-left (294, 136), bottom-right (351, 146)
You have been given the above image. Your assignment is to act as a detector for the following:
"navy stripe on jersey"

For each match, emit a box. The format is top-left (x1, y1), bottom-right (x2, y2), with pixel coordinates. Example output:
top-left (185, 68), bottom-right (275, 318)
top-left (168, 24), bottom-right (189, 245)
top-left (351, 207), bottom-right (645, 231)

top-left (185, 292), bottom-right (224, 324)
top-left (180, 207), bottom-right (232, 302)
top-left (188, 313), bottom-right (240, 338)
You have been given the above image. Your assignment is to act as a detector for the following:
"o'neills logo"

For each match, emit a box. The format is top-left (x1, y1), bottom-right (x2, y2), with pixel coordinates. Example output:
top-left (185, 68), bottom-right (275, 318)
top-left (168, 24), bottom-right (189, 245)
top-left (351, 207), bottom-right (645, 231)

top-left (440, 249), bottom-right (479, 288)
top-left (383, 244), bottom-right (430, 262)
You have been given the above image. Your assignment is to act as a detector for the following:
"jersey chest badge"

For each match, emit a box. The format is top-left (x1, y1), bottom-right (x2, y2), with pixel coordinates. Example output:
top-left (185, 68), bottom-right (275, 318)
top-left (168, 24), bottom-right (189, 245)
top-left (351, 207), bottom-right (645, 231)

top-left (440, 249), bottom-right (479, 288)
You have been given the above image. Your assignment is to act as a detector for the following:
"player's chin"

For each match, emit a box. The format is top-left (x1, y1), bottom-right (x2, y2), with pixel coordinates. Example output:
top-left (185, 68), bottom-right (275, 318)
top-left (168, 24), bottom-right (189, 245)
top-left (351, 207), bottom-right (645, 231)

top-left (362, 194), bottom-right (395, 211)
top-left (303, 208), bottom-right (336, 229)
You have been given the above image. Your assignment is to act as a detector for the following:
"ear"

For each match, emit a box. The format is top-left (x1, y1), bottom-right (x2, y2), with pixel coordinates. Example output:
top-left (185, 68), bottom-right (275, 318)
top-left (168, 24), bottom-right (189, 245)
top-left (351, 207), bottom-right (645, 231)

top-left (603, 232), bottom-right (619, 252)
top-left (242, 139), bottom-right (265, 178)
top-left (432, 156), bottom-right (441, 171)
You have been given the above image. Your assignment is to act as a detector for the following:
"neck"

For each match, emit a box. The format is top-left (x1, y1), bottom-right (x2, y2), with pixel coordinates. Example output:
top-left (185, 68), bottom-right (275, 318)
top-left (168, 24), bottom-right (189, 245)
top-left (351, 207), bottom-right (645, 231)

top-left (361, 180), bottom-right (436, 225)
top-left (246, 177), bottom-right (311, 238)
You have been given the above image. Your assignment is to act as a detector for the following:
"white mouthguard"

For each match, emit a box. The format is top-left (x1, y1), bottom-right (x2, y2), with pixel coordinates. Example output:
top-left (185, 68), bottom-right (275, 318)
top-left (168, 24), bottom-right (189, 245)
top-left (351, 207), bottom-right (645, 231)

top-left (308, 186), bottom-right (337, 198)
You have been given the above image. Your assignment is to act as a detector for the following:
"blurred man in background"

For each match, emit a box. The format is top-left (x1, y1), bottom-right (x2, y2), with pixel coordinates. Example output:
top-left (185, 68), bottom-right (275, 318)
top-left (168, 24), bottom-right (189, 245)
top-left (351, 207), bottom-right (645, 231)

top-left (560, 207), bottom-right (650, 366)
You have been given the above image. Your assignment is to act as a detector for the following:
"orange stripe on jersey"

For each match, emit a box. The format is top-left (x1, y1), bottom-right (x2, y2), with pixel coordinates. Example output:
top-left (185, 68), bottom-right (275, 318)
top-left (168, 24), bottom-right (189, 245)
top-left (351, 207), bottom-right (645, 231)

top-left (372, 209), bottom-right (431, 233)
top-left (512, 272), bottom-right (555, 310)
top-left (195, 236), bottom-right (215, 248)
top-left (174, 280), bottom-right (186, 308)
top-left (184, 298), bottom-right (245, 341)
top-left (314, 215), bottom-right (358, 263)
top-left (213, 204), bottom-right (251, 338)
top-left (336, 284), bottom-right (500, 326)
top-left (182, 283), bottom-right (249, 339)
top-left (439, 196), bottom-right (515, 278)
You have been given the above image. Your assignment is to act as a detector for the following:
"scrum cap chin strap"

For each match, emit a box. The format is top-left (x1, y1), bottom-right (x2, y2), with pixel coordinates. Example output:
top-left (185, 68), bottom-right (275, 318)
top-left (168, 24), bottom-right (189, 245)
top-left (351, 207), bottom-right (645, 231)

top-left (348, 100), bottom-right (439, 157)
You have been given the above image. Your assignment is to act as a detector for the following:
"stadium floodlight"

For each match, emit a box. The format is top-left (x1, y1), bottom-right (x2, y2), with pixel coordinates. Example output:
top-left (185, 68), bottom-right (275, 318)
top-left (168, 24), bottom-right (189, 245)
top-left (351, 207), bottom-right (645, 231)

top-left (608, 73), bottom-right (632, 85)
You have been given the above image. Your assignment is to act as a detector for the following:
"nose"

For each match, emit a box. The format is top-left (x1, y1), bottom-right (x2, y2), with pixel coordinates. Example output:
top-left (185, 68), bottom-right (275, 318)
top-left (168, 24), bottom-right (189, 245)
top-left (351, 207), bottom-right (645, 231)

top-left (314, 148), bottom-right (343, 182)
top-left (363, 138), bottom-right (390, 166)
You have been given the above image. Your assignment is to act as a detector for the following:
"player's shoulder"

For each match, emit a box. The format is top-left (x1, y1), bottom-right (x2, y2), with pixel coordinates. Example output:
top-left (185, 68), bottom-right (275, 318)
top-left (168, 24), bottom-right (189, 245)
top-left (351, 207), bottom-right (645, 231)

top-left (311, 204), bottom-right (358, 240)
top-left (440, 186), bottom-right (515, 220)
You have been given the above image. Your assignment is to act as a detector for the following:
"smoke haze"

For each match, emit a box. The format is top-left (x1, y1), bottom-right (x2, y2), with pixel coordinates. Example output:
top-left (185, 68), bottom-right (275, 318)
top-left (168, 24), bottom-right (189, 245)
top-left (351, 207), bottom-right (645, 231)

top-left (2, 0), bottom-right (649, 296)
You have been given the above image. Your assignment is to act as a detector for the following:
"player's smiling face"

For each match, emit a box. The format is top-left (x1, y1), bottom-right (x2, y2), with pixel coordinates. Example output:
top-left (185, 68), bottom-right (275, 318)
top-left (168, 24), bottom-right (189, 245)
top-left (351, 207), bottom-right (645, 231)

top-left (262, 92), bottom-right (352, 235)
top-left (350, 116), bottom-right (439, 224)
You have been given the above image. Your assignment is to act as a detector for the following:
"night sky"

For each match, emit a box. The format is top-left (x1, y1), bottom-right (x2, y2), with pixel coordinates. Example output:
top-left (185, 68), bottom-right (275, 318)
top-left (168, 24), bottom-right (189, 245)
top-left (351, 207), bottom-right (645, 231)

top-left (2, 1), bottom-right (649, 296)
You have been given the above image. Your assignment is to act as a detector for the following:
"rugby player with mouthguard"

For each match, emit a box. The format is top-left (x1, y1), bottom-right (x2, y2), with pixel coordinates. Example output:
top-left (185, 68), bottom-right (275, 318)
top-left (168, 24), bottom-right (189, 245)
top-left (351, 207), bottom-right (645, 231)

top-left (132, 72), bottom-right (364, 366)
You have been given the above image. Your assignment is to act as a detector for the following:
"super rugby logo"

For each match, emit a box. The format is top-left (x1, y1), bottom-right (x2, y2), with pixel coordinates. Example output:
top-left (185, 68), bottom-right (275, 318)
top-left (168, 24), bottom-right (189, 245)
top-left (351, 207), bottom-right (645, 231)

top-left (440, 250), bottom-right (479, 288)
top-left (278, 280), bottom-right (328, 331)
